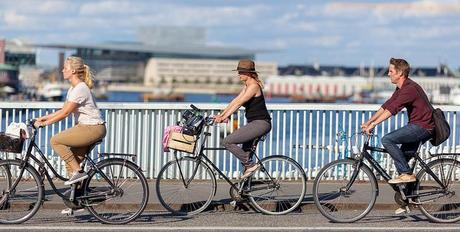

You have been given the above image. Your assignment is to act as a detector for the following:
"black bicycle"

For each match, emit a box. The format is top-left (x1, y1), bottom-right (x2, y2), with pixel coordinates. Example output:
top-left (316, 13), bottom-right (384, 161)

top-left (0, 120), bottom-right (149, 224)
top-left (156, 105), bottom-right (307, 216)
top-left (313, 132), bottom-right (460, 223)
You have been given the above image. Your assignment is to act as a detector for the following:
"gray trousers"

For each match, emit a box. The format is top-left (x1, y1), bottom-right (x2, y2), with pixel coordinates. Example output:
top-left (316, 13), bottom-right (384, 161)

top-left (222, 120), bottom-right (271, 167)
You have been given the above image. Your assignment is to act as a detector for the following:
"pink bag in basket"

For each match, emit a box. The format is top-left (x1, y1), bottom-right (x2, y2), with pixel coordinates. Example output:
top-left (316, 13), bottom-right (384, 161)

top-left (163, 125), bottom-right (183, 152)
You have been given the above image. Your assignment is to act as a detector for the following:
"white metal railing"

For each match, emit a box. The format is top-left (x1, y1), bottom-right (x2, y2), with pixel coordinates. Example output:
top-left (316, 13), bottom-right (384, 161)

top-left (1, 102), bottom-right (459, 180)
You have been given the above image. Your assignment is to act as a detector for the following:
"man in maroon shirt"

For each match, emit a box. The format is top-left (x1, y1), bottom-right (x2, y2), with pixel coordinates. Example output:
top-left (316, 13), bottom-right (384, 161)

top-left (362, 58), bottom-right (434, 185)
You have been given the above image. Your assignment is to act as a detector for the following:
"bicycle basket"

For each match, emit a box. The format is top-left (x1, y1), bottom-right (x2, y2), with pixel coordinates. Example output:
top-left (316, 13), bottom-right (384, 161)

top-left (0, 132), bottom-right (24, 153)
top-left (167, 132), bottom-right (197, 154)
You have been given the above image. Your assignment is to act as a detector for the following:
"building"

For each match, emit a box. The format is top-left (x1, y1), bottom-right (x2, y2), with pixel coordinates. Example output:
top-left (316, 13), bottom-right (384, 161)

top-left (35, 26), bottom-right (261, 84)
top-left (144, 58), bottom-right (277, 88)
top-left (279, 64), bottom-right (456, 78)
top-left (0, 64), bottom-right (19, 90)
top-left (267, 63), bottom-right (460, 103)
top-left (1, 39), bottom-right (36, 66)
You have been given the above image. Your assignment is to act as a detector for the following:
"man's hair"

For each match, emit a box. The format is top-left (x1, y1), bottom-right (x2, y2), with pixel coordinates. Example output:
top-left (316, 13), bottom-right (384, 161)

top-left (390, 58), bottom-right (410, 78)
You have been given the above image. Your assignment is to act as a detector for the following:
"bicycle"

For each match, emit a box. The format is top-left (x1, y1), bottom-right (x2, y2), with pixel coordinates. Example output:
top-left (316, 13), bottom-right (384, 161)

top-left (156, 104), bottom-right (307, 216)
top-left (313, 131), bottom-right (460, 223)
top-left (0, 120), bottom-right (149, 224)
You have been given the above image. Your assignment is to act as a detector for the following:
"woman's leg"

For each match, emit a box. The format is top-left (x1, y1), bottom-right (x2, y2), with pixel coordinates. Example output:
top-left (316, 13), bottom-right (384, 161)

top-left (222, 120), bottom-right (271, 167)
top-left (51, 124), bottom-right (106, 176)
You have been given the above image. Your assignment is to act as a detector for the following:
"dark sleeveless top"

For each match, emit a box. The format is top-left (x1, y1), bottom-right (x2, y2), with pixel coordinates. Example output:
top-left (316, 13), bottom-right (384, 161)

top-left (242, 90), bottom-right (271, 122)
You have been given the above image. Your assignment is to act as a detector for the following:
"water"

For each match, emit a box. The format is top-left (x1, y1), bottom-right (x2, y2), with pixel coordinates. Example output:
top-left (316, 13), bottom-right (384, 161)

top-left (102, 91), bottom-right (292, 103)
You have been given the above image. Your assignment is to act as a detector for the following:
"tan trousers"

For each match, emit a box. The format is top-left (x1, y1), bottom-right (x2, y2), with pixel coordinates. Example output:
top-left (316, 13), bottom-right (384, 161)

top-left (50, 124), bottom-right (106, 176)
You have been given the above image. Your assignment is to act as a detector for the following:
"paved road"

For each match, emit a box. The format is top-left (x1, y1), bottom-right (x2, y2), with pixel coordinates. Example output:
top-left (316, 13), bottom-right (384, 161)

top-left (2, 180), bottom-right (460, 231)
top-left (0, 209), bottom-right (459, 231)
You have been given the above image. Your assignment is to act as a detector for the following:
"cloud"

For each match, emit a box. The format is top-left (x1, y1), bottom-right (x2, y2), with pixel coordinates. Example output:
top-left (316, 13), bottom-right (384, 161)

top-left (37, 1), bottom-right (70, 14)
top-left (3, 11), bottom-right (30, 28)
top-left (80, 1), bottom-right (143, 15)
top-left (309, 35), bottom-right (342, 47)
top-left (326, 0), bottom-right (460, 19)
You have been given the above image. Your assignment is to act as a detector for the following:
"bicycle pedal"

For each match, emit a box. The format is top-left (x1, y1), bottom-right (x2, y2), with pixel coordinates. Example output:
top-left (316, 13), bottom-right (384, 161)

top-left (230, 200), bottom-right (237, 207)
top-left (61, 208), bottom-right (74, 216)
top-left (61, 208), bottom-right (84, 216)
top-left (405, 206), bottom-right (411, 214)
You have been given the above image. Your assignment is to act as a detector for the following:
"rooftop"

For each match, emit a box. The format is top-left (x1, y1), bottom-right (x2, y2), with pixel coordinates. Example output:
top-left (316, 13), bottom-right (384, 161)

top-left (0, 63), bottom-right (18, 71)
top-left (34, 41), bottom-right (257, 58)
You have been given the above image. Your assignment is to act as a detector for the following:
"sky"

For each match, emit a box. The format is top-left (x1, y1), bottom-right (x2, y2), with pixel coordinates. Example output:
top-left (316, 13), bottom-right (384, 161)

top-left (1, 0), bottom-right (460, 69)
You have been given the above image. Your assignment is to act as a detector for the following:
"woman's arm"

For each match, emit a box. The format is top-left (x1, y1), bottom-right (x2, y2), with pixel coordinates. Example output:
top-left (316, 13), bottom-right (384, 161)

top-left (34, 101), bottom-right (78, 127)
top-left (218, 87), bottom-right (246, 117)
top-left (218, 84), bottom-right (259, 120)
top-left (36, 110), bottom-right (61, 122)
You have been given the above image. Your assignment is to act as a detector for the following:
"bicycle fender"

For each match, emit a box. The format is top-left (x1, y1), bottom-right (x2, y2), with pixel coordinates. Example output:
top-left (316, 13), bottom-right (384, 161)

top-left (93, 157), bottom-right (143, 172)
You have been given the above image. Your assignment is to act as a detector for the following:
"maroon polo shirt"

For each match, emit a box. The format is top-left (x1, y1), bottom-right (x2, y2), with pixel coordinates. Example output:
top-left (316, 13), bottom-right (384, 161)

top-left (381, 78), bottom-right (435, 130)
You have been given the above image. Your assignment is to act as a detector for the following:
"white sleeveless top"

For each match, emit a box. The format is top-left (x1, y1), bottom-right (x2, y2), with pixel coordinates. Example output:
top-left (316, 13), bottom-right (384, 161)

top-left (66, 82), bottom-right (104, 125)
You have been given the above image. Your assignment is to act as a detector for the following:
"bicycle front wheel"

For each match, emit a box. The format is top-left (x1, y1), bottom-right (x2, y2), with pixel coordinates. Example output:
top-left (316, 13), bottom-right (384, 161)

top-left (313, 159), bottom-right (377, 223)
top-left (416, 158), bottom-right (460, 223)
top-left (156, 156), bottom-right (216, 216)
top-left (84, 158), bottom-right (149, 224)
top-left (0, 159), bottom-right (44, 224)
top-left (0, 161), bottom-right (11, 209)
top-left (248, 155), bottom-right (307, 215)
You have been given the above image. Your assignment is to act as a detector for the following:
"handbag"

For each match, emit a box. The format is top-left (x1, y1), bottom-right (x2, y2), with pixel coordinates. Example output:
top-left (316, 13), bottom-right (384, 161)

top-left (416, 87), bottom-right (450, 146)
top-left (430, 108), bottom-right (450, 146)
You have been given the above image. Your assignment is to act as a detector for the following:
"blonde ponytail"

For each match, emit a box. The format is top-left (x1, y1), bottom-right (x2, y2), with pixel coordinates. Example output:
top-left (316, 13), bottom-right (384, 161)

top-left (83, 64), bottom-right (94, 89)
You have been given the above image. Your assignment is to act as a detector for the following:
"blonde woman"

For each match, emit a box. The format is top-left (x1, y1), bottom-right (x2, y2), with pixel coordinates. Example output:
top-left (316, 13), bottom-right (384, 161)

top-left (214, 59), bottom-right (272, 179)
top-left (34, 56), bottom-right (106, 185)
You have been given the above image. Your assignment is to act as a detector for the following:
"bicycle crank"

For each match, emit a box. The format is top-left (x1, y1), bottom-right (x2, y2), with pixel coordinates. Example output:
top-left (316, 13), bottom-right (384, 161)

top-left (229, 185), bottom-right (243, 202)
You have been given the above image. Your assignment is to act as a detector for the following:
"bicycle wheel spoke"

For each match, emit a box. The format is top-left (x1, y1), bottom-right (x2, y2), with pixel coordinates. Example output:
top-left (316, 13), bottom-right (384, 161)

top-left (0, 160), bottom-right (43, 224)
top-left (85, 159), bottom-right (148, 224)
top-left (313, 159), bottom-right (377, 222)
top-left (416, 158), bottom-right (460, 223)
top-left (156, 156), bottom-right (216, 216)
top-left (249, 156), bottom-right (306, 215)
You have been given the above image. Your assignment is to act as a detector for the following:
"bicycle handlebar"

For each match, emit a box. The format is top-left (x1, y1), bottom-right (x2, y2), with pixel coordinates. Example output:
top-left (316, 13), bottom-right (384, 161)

top-left (190, 104), bottom-right (200, 111)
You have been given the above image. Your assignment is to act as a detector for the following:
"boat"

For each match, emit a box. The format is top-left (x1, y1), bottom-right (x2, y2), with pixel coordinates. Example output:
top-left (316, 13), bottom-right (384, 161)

top-left (141, 93), bottom-right (184, 102)
top-left (37, 82), bottom-right (68, 101)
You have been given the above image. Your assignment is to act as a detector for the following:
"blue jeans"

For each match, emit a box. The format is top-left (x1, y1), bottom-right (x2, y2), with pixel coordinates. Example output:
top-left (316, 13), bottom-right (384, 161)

top-left (381, 124), bottom-right (432, 174)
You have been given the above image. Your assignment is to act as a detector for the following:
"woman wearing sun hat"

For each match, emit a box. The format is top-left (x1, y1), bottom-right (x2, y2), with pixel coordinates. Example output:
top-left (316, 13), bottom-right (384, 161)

top-left (214, 59), bottom-right (272, 179)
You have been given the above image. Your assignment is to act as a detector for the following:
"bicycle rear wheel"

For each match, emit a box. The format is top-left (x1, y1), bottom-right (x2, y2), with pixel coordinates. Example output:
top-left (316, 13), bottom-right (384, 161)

top-left (84, 158), bottom-right (149, 224)
top-left (248, 155), bottom-right (307, 215)
top-left (313, 159), bottom-right (377, 222)
top-left (156, 156), bottom-right (216, 216)
top-left (416, 158), bottom-right (460, 223)
top-left (0, 159), bottom-right (44, 224)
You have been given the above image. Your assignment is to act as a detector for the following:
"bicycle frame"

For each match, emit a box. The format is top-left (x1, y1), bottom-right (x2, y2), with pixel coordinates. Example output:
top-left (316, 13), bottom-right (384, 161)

top-left (7, 127), bottom-right (121, 202)
top-left (349, 134), bottom-right (451, 197)
top-left (173, 125), bottom-right (276, 194)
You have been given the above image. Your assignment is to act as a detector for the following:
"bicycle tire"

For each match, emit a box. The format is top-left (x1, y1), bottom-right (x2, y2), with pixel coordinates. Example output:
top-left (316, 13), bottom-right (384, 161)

top-left (313, 158), bottom-right (378, 223)
top-left (84, 158), bottom-right (149, 224)
top-left (0, 160), bottom-right (11, 209)
top-left (156, 156), bottom-right (216, 216)
top-left (416, 158), bottom-right (460, 223)
top-left (248, 155), bottom-right (307, 215)
top-left (0, 159), bottom-right (44, 224)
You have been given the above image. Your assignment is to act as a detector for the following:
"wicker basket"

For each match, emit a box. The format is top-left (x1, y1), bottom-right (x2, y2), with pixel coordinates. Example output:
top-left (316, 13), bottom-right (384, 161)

top-left (0, 133), bottom-right (24, 153)
top-left (167, 132), bottom-right (197, 154)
